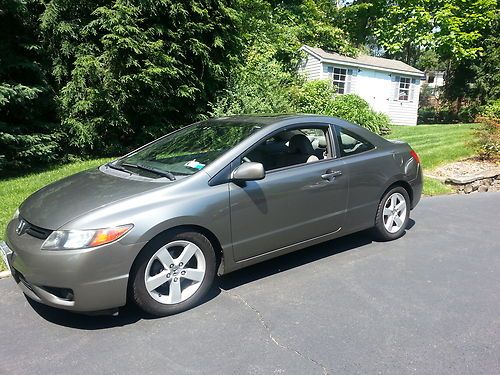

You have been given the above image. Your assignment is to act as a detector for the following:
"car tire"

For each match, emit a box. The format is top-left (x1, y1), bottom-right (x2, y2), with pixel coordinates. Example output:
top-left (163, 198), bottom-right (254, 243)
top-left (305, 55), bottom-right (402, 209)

top-left (372, 186), bottom-right (410, 241)
top-left (130, 230), bottom-right (216, 317)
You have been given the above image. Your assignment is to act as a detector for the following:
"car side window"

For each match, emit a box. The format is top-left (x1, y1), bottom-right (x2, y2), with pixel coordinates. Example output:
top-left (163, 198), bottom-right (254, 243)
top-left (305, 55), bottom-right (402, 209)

top-left (335, 126), bottom-right (374, 157)
top-left (243, 126), bottom-right (331, 171)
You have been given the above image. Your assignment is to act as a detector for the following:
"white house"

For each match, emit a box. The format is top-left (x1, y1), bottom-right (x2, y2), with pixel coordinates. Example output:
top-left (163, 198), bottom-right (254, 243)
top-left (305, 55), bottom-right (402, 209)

top-left (299, 45), bottom-right (424, 126)
top-left (423, 70), bottom-right (446, 99)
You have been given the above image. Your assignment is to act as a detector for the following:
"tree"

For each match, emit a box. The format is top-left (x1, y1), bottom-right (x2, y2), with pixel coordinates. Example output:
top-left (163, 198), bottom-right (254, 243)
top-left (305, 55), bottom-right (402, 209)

top-left (0, 0), bottom-right (61, 172)
top-left (42, 0), bottom-right (241, 153)
top-left (472, 12), bottom-right (500, 102)
top-left (335, 0), bottom-right (386, 48)
top-left (235, 0), bottom-right (357, 69)
top-left (373, 0), bottom-right (497, 66)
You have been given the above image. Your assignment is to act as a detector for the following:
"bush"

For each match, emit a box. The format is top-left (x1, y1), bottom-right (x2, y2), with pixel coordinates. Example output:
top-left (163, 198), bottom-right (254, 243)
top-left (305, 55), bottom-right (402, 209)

top-left (0, 130), bottom-right (64, 173)
top-left (418, 103), bottom-right (481, 124)
top-left (214, 76), bottom-right (391, 134)
top-left (292, 80), bottom-right (391, 134)
top-left (481, 99), bottom-right (500, 119)
top-left (476, 100), bottom-right (500, 160)
top-left (210, 47), bottom-right (298, 116)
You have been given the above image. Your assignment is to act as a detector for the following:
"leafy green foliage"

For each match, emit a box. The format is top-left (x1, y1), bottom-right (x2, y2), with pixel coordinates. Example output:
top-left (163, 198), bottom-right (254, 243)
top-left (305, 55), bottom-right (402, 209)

top-left (0, 0), bottom-right (62, 173)
top-left (210, 48), bottom-right (299, 116)
top-left (235, 0), bottom-right (357, 75)
top-left (213, 71), bottom-right (390, 134)
top-left (476, 100), bottom-right (500, 160)
top-left (374, 0), bottom-right (497, 65)
top-left (292, 80), bottom-right (391, 134)
top-left (470, 12), bottom-right (500, 103)
top-left (43, 0), bottom-right (240, 154)
top-left (1, 0), bottom-right (496, 175)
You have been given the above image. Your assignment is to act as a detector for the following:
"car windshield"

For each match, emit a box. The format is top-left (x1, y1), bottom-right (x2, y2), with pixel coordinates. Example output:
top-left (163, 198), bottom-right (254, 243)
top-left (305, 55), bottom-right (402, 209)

top-left (116, 120), bottom-right (263, 177)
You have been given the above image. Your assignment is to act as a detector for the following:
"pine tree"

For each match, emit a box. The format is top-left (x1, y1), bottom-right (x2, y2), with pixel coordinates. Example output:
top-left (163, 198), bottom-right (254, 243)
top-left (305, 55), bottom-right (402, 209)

top-left (0, 0), bottom-right (61, 172)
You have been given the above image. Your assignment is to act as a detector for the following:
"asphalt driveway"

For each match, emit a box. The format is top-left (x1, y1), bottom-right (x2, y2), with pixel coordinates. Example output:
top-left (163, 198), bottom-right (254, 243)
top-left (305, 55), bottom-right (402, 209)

top-left (1, 193), bottom-right (499, 375)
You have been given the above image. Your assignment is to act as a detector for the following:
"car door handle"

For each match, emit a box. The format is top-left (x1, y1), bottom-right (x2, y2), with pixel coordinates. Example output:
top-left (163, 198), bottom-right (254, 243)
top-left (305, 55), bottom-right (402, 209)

top-left (321, 170), bottom-right (342, 181)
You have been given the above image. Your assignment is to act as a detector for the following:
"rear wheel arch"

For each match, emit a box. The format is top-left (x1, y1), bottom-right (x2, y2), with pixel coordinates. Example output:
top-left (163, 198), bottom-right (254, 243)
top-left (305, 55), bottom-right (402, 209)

top-left (380, 180), bottom-right (413, 208)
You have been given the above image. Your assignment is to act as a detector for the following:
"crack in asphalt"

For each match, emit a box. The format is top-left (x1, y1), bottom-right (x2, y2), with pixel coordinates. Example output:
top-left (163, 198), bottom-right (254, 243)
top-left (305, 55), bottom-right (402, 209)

top-left (222, 289), bottom-right (331, 375)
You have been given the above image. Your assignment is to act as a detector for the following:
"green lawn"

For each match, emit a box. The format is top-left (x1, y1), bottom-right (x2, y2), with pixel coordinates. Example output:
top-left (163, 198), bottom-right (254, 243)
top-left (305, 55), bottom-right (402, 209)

top-left (387, 123), bottom-right (478, 195)
top-left (0, 158), bottom-right (112, 271)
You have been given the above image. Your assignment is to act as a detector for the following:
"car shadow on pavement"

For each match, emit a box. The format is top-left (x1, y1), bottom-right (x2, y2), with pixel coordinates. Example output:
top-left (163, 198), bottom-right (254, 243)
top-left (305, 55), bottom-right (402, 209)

top-left (27, 220), bottom-right (414, 329)
top-left (219, 228), bottom-right (374, 291)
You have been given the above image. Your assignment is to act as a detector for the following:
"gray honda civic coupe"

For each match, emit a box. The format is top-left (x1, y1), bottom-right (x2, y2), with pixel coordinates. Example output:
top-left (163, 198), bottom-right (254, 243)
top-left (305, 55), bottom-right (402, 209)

top-left (1, 115), bottom-right (422, 316)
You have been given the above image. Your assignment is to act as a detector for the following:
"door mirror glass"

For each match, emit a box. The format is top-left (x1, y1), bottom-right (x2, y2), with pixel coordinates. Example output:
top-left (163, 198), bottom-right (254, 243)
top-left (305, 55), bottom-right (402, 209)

top-left (231, 162), bottom-right (265, 181)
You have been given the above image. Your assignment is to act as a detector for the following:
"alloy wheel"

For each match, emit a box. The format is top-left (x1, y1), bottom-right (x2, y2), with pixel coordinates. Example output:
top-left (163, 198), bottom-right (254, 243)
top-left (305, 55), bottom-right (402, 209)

top-left (144, 240), bottom-right (206, 304)
top-left (383, 192), bottom-right (407, 233)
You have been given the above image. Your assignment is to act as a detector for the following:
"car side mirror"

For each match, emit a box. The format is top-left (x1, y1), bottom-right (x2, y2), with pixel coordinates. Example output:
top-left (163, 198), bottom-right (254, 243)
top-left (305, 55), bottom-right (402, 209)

top-left (231, 162), bottom-right (265, 181)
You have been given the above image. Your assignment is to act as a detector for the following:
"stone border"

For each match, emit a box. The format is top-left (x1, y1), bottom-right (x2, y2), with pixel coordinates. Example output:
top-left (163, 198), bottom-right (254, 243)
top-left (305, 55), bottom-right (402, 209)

top-left (0, 270), bottom-right (11, 279)
top-left (444, 166), bottom-right (500, 184)
top-left (427, 167), bottom-right (500, 194)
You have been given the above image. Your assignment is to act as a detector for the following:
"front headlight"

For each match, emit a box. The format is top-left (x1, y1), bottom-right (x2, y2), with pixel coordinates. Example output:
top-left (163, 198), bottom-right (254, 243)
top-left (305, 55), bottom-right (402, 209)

top-left (12, 209), bottom-right (19, 221)
top-left (41, 224), bottom-right (133, 250)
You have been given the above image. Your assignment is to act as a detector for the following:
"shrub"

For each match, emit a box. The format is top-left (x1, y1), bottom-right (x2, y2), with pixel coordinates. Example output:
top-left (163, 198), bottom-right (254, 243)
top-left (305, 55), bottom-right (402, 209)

top-left (476, 99), bottom-right (500, 160)
top-left (292, 80), bottom-right (390, 134)
top-left (210, 47), bottom-right (299, 116)
top-left (481, 99), bottom-right (500, 119)
top-left (418, 102), bottom-right (481, 124)
top-left (213, 73), bottom-right (391, 135)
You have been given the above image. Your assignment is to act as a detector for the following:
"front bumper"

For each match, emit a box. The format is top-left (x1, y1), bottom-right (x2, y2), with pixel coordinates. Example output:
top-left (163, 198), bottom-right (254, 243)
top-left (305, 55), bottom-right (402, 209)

top-left (4, 219), bottom-right (145, 313)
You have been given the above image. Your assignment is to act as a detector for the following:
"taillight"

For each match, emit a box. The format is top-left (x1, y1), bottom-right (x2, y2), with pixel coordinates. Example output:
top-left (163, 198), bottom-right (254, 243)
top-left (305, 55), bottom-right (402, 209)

top-left (409, 149), bottom-right (420, 164)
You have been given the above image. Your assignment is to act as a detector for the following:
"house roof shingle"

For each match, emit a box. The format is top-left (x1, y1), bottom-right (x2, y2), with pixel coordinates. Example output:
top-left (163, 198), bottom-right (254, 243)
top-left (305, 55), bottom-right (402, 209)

top-left (301, 45), bottom-right (424, 77)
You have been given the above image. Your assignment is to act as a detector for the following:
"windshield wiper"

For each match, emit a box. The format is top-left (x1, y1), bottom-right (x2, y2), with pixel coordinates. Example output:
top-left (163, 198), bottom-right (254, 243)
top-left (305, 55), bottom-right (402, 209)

top-left (121, 162), bottom-right (176, 181)
top-left (106, 162), bottom-right (134, 175)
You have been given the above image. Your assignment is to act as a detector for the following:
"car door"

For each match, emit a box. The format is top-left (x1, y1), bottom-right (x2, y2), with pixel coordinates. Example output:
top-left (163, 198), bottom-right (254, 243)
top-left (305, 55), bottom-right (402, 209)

top-left (333, 124), bottom-right (397, 232)
top-left (229, 124), bottom-right (349, 262)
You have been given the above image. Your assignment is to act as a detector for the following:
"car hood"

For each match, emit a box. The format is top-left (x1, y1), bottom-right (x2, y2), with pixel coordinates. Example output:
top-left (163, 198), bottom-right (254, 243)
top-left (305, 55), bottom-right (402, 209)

top-left (19, 168), bottom-right (165, 229)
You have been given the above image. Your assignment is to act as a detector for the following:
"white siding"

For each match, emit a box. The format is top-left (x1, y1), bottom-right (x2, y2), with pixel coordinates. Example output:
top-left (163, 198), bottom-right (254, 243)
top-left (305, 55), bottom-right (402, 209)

top-left (299, 55), bottom-right (321, 80)
top-left (387, 76), bottom-right (420, 126)
top-left (355, 70), bottom-right (420, 125)
top-left (299, 52), bottom-right (421, 125)
top-left (351, 69), bottom-right (391, 115)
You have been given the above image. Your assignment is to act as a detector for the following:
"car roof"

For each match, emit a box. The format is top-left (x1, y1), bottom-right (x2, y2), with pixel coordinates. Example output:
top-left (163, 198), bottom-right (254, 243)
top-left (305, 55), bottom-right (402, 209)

top-left (204, 114), bottom-right (333, 126)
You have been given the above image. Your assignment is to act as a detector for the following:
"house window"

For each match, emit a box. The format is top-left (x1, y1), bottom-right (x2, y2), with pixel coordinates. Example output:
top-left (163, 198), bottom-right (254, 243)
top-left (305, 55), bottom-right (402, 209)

top-left (398, 77), bottom-right (411, 101)
top-left (327, 66), bottom-right (348, 94)
top-left (427, 75), bottom-right (435, 84)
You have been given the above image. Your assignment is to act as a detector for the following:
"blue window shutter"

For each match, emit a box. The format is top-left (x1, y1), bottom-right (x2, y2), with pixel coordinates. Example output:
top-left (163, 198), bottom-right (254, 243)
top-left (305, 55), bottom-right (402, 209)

top-left (393, 75), bottom-right (400, 100)
top-left (346, 69), bottom-right (353, 94)
top-left (409, 78), bottom-right (417, 101)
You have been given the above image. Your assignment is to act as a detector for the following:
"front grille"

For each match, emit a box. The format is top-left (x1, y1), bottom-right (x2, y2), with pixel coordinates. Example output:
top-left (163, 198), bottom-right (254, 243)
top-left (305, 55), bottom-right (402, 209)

top-left (18, 217), bottom-right (53, 240)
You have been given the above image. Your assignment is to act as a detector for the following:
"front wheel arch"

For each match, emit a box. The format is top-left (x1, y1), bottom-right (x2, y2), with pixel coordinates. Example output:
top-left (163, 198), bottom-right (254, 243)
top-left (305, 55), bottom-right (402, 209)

top-left (127, 225), bottom-right (223, 300)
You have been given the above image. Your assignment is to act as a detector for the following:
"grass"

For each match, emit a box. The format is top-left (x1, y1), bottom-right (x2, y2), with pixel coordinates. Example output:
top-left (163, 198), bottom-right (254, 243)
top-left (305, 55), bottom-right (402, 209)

top-left (387, 123), bottom-right (479, 195)
top-left (0, 158), bottom-right (112, 271)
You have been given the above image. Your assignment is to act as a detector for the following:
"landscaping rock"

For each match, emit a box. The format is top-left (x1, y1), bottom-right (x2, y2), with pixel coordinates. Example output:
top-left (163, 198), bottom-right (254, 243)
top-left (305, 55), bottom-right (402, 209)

top-left (431, 158), bottom-right (500, 194)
